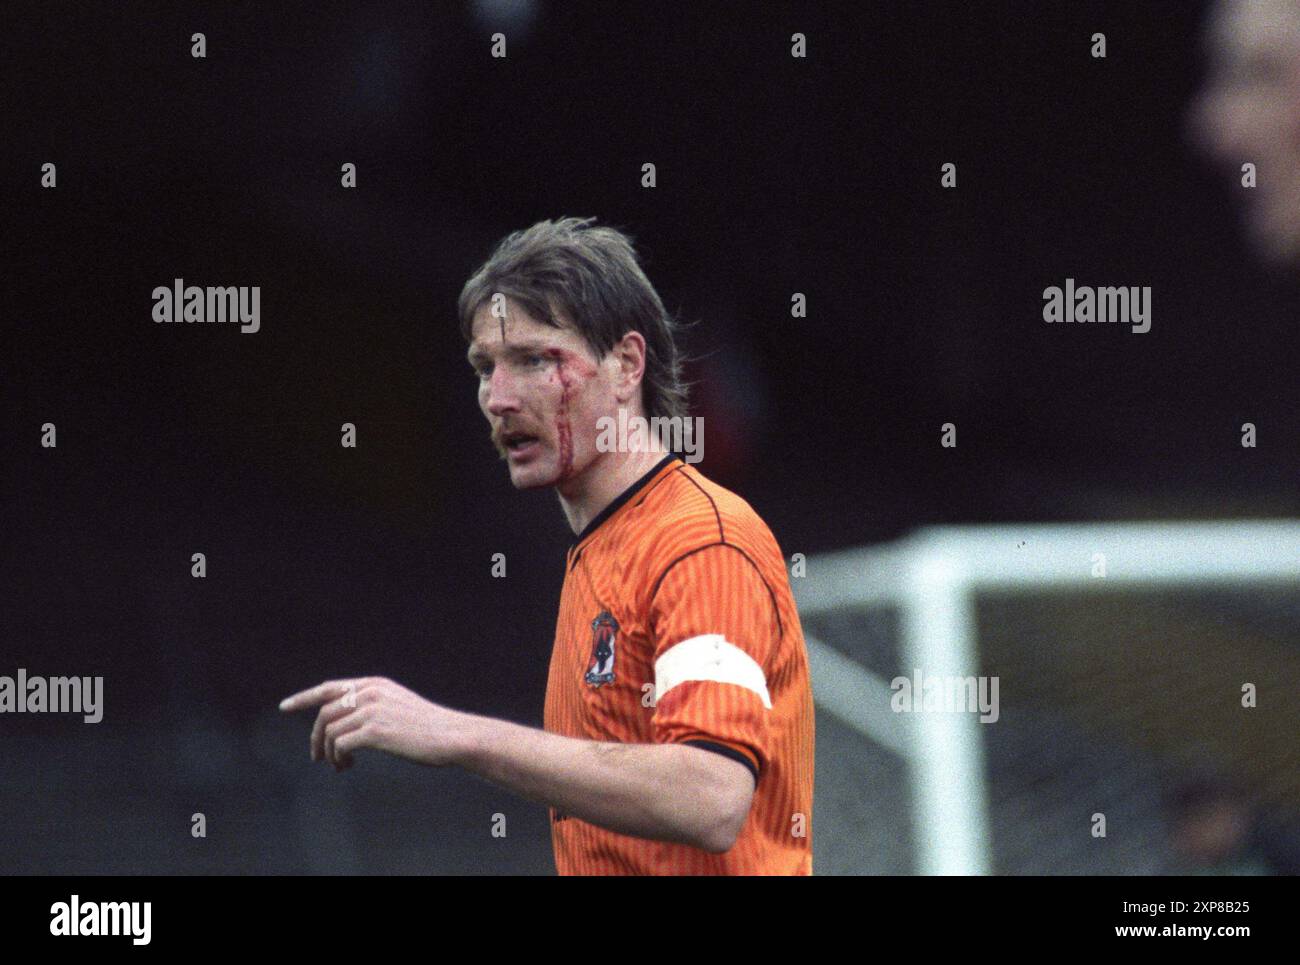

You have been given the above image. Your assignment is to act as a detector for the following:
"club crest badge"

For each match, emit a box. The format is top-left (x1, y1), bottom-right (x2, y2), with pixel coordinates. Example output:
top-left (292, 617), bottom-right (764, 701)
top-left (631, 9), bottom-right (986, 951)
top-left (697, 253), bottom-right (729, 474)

top-left (584, 611), bottom-right (619, 686)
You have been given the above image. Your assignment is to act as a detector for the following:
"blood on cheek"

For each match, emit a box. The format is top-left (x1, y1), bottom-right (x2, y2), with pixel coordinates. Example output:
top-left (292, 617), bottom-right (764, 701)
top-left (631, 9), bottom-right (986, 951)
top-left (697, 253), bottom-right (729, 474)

top-left (543, 348), bottom-right (597, 480)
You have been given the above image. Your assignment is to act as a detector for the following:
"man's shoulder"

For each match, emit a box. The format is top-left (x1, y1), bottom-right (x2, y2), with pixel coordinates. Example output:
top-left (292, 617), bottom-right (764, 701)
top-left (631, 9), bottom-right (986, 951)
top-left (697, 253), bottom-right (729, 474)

top-left (632, 462), bottom-right (785, 572)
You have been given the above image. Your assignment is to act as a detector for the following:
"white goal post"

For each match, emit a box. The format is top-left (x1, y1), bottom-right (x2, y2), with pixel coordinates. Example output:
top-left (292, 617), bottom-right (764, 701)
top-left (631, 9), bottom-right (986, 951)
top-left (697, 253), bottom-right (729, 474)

top-left (793, 519), bottom-right (1300, 875)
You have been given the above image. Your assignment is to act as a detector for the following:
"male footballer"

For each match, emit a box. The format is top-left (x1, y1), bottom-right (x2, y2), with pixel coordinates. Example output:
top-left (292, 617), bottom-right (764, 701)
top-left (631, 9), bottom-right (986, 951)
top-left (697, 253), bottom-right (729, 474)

top-left (281, 217), bottom-right (815, 875)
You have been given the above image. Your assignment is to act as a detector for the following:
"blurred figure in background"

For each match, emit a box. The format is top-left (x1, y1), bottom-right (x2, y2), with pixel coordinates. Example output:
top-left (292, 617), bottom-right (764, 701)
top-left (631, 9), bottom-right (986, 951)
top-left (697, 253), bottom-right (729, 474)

top-left (1163, 774), bottom-right (1270, 874)
top-left (1190, 0), bottom-right (1300, 267)
top-left (1180, 0), bottom-right (1300, 878)
top-left (1162, 772), bottom-right (1300, 874)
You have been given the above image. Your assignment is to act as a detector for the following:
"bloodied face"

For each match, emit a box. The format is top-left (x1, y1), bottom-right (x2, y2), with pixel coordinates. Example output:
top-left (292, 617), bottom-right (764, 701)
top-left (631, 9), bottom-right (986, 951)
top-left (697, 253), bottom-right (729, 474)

top-left (468, 301), bottom-right (622, 492)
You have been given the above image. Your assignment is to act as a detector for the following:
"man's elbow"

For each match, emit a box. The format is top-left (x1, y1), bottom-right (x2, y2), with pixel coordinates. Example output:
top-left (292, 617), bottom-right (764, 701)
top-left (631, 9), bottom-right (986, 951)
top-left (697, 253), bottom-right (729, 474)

top-left (694, 762), bottom-right (756, 854)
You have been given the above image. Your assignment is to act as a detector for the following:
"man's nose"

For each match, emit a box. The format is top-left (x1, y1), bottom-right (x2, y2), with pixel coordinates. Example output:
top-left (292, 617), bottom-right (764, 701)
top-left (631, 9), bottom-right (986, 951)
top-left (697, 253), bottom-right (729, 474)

top-left (484, 366), bottom-right (522, 416)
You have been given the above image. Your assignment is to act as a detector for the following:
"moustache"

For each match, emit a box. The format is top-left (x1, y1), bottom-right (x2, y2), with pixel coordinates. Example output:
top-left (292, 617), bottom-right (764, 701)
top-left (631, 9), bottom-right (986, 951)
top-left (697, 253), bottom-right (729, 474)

top-left (492, 425), bottom-right (546, 457)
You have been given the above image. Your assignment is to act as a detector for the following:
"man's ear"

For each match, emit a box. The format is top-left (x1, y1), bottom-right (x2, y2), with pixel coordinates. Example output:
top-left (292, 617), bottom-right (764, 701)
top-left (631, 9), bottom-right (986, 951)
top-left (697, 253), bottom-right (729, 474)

top-left (611, 331), bottom-right (648, 404)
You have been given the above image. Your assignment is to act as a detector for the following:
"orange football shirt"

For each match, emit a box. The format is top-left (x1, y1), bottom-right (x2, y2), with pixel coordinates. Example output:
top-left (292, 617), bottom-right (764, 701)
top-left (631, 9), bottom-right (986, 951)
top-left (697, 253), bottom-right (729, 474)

top-left (544, 453), bottom-right (815, 874)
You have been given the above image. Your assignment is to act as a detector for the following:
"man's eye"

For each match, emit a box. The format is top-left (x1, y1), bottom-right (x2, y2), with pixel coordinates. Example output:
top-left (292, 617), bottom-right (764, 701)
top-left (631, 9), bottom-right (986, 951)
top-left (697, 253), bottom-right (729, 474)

top-left (525, 354), bottom-right (545, 367)
top-left (475, 365), bottom-right (493, 380)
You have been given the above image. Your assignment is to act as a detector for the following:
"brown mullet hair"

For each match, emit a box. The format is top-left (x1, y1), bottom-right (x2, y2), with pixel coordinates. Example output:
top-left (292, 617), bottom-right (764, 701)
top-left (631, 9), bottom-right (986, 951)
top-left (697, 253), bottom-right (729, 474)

top-left (458, 216), bottom-right (690, 421)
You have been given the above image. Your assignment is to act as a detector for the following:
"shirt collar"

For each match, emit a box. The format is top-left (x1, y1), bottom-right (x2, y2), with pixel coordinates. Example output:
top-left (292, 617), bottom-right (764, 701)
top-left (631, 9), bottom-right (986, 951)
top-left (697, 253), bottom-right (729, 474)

top-left (570, 453), bottom-right (681, 550)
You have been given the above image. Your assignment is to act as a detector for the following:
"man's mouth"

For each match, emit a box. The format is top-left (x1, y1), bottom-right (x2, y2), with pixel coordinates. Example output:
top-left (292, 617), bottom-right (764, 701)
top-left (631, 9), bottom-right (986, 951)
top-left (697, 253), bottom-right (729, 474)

top-left (501, 431), bottom-right (542, 459)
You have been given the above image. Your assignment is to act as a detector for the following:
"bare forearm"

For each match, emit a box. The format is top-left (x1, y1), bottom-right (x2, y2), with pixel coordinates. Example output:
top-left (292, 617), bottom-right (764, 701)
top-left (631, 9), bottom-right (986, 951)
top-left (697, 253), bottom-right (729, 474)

top-left (279, 677), bottom-right (751, 853)
top-left (454, 713), bottom-right (740, 852)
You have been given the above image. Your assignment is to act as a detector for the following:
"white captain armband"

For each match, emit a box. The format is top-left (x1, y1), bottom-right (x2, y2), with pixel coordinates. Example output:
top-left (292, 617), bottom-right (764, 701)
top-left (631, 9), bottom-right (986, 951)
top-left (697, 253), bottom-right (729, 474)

top-left (653, 634), bottom-right (772, 709)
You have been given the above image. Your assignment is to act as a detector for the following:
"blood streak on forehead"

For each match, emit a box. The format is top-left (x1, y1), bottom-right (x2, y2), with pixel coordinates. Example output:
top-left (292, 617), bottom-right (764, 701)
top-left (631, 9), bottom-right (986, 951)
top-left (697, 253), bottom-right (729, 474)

top-left (543, 347), bottom-right (599, 481)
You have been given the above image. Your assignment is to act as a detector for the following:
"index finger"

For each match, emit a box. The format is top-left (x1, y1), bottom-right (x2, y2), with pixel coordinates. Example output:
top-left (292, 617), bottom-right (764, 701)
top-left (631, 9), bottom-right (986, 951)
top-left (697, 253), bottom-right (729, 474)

top-left (279, 680), bottom-right (352, 713)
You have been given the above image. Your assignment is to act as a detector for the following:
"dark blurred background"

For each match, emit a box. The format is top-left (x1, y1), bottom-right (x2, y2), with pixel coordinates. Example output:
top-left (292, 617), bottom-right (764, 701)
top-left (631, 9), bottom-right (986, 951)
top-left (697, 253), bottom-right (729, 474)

top-left (1, 1), bottom-right (1296, 873)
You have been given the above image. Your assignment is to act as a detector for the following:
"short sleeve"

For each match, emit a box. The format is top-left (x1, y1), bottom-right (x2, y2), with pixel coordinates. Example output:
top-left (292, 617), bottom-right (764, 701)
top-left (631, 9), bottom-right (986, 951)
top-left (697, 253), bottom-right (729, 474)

top-left (647, 543), bottom-right (779, 781)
